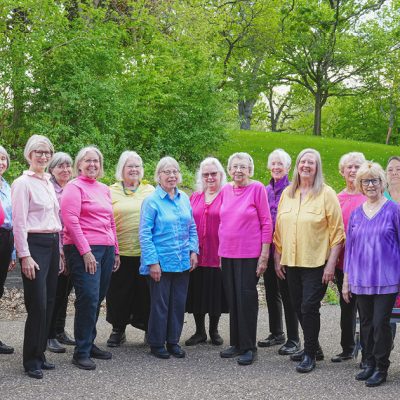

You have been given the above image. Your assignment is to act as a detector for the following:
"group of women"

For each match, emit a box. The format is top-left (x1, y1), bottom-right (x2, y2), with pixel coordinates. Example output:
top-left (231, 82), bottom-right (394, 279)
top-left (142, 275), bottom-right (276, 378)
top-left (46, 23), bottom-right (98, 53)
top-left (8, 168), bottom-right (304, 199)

top-left (0, 135), bottom-right (400, 388)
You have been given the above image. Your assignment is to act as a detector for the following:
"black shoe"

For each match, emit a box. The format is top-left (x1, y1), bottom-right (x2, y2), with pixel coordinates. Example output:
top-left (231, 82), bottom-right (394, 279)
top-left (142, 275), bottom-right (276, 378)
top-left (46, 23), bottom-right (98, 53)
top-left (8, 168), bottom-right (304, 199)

top-left (365, 370), bottom-right (387, 387)
top-left (167, 344), bottom-right (186, 358)
top-left (291, 347), bottom-right (324, 362)
top-left (150, 346), bottom-right (170, 359)
top-left (56, 331), bottom-right (76, 346)
top-left (209, 331), bottom-right (223, 346)
top-left (42, 361), bottom-right (55, 370)
top-left (237, 350), bottom-right (257, 366)
top-left (296, 354), bottom-right (316, 373)
top-left (220, 346), bottom-right (241, 358)
top-left (72, 356), bottom-right (96, 370)
top-left (90, 344), bottom-right (112, 360)
top-left (26, 369), bottom-right (43, 379)
top-left (257, 333), bottom-right (285, 348)
top-left (107, 330), bottom-right (126, 348)
top-left (185, 333), bottom-right (207, 346)
top-left (278, 340), bottom-right (300, 355)
top-left (356, 366), bottom-right (375, 381)
top-left (47, 338), bottom-right (66, 354)
top-left (331, 351), bottom-right (353, 363)
top-left (0, 340), bottom-right (14, 354)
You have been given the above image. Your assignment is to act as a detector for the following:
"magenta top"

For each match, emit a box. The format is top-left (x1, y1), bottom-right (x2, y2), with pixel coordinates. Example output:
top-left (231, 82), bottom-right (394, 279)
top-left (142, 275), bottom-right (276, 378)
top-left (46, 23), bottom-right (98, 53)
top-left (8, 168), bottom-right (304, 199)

top-left (0, 202), bottom-right (4, 226)
top-left (61, 175), bottom-right (119, 256)
top-left (336, 191), bottom-right (366, 270)
top-left (218, 181), bottom-right (273, 259)
top-left (190, 191), bottom-right (222, 268)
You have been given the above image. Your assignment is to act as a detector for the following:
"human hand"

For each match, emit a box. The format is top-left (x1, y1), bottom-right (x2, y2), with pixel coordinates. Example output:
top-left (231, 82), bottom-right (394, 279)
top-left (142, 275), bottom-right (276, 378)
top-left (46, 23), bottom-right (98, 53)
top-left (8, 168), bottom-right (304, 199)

top-left (83, 251), bottom-right (97, 275)
top-left (21, 256), bottom-right (40, 280)
top-left (149, 263), bottom-right (161, 282)
top-left (189, 252), bottom-right (198, 272)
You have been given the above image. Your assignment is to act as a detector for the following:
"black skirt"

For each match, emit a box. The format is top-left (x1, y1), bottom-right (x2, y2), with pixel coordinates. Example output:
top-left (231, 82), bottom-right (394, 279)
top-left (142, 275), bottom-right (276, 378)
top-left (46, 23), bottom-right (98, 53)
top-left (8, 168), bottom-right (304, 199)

top-left (106, 256), bottom-right (150, 331)
top-left (186, 266), bottom-right (229, 315)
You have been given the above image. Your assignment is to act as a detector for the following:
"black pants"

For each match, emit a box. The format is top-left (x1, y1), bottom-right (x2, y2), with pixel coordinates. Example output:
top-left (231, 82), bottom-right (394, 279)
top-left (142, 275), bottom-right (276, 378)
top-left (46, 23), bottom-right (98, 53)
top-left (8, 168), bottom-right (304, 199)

top-left (0, 228), bottom-right (13, 299)
top-left (106, 256), bottom-right (150, 332)
top-left (22, 233), bottom-right (59, 371)
top-left (335, 268), bottom-right (357, 353)
top-left (357, 293), bottom-right (397, 371)
top-left (263, 257), bottom-right (299, 341)
top-left (48, 273), bottom-right (73, 338)
top-left (286, 266), bottom-right (327, 357)
top-left (221, 258), bottom-right (258, 351)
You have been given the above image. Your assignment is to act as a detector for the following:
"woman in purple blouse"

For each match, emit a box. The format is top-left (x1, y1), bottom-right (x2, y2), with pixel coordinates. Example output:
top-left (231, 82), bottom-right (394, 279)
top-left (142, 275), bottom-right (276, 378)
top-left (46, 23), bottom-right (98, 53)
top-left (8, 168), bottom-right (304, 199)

top-left (258, 149), bottom-right (299, 356)
top-left (343, 161), bottom-right (400, 387)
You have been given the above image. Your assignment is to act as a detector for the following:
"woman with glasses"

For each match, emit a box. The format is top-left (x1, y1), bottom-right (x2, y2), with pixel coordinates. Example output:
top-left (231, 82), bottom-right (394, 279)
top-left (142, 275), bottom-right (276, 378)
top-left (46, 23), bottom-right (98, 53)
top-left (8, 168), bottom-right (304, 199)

top-left (12, 135), bottom-right (61, 379)
top-left (343, 161), bottom-right (400, 387)
top-left (219, 152), bottom-right (273, 366)
top-left (62, 146), bottom-right (120, 371)
top-left (140, 156), bottom-right (198, 359)
top-left (274, 148), bottom-right (344, 373)
top-left (185, 157), bottom-right (228, 347)
top-left (106, 151), bottom-right (154, 347)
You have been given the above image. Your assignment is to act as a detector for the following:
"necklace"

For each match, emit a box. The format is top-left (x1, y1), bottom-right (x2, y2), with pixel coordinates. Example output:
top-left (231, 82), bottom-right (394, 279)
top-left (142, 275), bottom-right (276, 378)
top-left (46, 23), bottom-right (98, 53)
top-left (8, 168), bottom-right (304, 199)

top-left (122, 181), bottom-right (139, 195)
top-left (365, 198), bottom-right (386, 215)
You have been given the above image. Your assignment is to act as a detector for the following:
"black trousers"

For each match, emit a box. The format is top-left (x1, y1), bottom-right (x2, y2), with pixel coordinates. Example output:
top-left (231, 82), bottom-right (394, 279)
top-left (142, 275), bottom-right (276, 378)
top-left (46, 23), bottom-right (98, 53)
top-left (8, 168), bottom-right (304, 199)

top-left (335, 268), bottom-right (357, 353)
top-left (0, 228), bottom-right (13, 299)
top-left (286, 266), bottom-right (327, 357)
top-left (22, 233), bottom-right (59, 371)
top-left (357, 293), bottom-right (397, 371)
top-left (263, 257), bottom-right (299, 341)
top-left (106, 256), bottom-right (150, 332)
top-left (48, 273), bottom-right (73, 338)
top-left (221, 258), bottom-right (258, 351)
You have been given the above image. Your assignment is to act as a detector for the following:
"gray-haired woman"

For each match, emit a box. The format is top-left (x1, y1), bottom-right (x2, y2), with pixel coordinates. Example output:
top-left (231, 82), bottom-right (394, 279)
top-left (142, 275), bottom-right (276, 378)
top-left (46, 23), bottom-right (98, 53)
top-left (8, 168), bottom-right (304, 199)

top-left (185, 157), bottom-right (229, 347)
top-left (46, 152), bottom-right (76, 354)
top-left (106, 151), bottom-right (155, 347)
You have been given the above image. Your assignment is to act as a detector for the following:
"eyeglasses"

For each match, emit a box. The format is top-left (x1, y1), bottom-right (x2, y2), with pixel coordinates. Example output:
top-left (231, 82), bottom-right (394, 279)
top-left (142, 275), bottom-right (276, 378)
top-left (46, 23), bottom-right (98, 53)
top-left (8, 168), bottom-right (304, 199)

top-left (34, 150), bottom-right (53, 158)
top-left (125, 164), bottom-right (142, 170)
top-left (161, 169), bottom-right (180, 176)
top-left (361, 178), bottom-right (381, 187)
top-left (202, 172), bottom-right (218, 178)
top-left (231, 164), bottom-right (249, 171)
top-left (83, 159), bottom-right (100, 164)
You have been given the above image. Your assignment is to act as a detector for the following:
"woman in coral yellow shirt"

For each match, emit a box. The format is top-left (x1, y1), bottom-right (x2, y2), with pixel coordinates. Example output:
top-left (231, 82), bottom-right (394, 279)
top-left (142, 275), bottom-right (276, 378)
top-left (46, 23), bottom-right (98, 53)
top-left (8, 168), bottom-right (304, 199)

top-left (274, 148), bottom-right (344, 374)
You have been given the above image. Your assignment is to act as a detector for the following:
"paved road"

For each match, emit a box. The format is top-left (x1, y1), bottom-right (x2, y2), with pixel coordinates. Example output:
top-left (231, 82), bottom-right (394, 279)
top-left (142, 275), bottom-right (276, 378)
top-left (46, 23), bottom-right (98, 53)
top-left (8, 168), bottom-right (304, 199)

top-left (0, 306), bottom-right (399, 400)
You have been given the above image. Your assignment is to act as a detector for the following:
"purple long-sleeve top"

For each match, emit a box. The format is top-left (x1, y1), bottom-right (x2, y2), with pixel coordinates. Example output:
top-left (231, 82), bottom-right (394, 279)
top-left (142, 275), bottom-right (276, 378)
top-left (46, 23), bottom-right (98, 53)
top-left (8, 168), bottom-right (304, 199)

top-left (344, 200), bottom-right (400, 294)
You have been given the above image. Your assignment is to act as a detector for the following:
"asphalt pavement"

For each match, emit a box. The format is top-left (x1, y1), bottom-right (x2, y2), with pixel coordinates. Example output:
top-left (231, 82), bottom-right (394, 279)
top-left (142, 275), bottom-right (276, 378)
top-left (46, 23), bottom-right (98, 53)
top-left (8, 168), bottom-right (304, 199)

top-left (1, 305), bottom-right (400, 400)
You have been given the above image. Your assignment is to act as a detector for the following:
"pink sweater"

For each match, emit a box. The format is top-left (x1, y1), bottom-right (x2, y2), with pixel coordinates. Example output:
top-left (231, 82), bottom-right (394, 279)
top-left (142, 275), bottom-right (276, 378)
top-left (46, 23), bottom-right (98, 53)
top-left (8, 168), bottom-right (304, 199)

top-left (218, 181), bottom-right (273, 258)
top-left (61, 175), bottom-right (119, 256)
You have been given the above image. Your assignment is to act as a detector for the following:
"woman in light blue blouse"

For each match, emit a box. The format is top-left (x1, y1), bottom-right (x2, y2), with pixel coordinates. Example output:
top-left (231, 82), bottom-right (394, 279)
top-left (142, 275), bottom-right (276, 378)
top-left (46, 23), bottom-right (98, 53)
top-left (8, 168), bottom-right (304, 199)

top-left (139, 156), bottom-right (198, 359)
top-left (0, 145), bottom-right (16, 355)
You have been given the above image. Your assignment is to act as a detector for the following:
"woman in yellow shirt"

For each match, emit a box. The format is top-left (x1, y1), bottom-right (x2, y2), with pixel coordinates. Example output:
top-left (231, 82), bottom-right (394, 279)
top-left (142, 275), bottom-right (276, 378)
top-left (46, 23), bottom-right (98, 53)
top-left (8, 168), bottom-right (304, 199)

top-left (106, 151), bottom-right (155, 347)
top-left (274, 148), bottom-right (344, 373)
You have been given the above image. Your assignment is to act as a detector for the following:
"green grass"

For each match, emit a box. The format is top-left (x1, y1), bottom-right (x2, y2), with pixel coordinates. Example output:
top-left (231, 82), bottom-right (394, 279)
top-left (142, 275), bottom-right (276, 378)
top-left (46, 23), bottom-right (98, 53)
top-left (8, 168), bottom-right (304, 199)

top-left (215, 130), bottom-right (399, 192)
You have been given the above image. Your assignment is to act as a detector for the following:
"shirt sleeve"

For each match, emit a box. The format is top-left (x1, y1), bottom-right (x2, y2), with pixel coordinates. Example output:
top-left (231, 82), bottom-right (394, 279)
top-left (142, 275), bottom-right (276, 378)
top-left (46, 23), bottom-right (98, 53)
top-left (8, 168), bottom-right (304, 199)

top-left (106, 188), bottom-right (119, 255)
top-left (273, 192), bottom-right (286, 255)
top-left (325, 187), bottom-right (345, 248)
top-left (255, 184), bottom-right (273, 244)
top-left (0, 202), bottom-right (4, 226)
top-left (343, 211), bottom-right (355, 274)
top-left (188, 199), bottom-right (199, 254)
top-left (139, 198), bottom-right (160, 266)
top-left (61, 183), bottom-right (91, 256)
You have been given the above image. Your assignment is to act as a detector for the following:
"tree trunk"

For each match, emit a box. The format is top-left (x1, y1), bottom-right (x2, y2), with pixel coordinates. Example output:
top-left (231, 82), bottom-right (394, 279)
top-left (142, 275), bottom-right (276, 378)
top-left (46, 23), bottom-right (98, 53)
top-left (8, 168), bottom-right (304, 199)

top-left (313, 92), bottom-right (322, 136)
top-left (238, 99), bottom-right (256, 130)
top-left (386, 101), bottom-right (396, 145)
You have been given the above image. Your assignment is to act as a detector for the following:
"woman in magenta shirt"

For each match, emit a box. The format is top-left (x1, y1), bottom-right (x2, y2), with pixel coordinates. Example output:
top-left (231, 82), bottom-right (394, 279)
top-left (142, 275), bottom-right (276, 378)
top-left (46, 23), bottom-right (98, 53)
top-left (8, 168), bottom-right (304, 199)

top-left (218, 152), bottom-right (273, 366)
top-left (62, 146), bottom-right (120, 371)
top-left (185, 157), bottom-right (228, 347)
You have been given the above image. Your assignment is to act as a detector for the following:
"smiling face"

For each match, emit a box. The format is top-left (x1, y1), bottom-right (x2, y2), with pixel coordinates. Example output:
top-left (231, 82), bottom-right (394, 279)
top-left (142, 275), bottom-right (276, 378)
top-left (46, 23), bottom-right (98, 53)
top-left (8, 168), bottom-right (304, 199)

top-left (201, 163), bottom-right (221, 192)
top-left (159, 164), bottom-right (180, 193)
top-left (52, 162), bottom-right (72, 186)
top-left (123, 156), bottom-right (142, 185)
top-left (297, 152), bottom-right (317, 182)
top-left (79, 150), bottom-right (101, 180)
top-left (0, 153), bottom-right (8, 177)
top-left (341, 158), bottom-right (363, 186)
top-left (228, 157), bottom-right (251, 186)
top-left (360, 174), bottom-right (383, 201)
top-left (387, 159), bottom-right (400, 186)
top-left (29, 145), bottom-right (53, 173)
top-left (269, 156), bottom-right (289, 182)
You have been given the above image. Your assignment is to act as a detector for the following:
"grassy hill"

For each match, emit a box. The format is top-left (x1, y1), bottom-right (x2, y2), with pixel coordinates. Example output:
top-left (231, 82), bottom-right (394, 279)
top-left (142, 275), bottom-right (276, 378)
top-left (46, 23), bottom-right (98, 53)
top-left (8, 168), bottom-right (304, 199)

top-left (216, 130), bottom-right (399, 192)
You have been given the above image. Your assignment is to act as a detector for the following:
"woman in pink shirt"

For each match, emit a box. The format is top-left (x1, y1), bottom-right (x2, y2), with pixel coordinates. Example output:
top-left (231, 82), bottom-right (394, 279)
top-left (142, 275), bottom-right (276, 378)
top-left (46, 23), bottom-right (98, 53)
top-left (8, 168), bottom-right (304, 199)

top-left (331, 152), bottom-right (366, 364)
top-left (218, 152), bottom-right (273, 366)
top-left (12, 135), bottom-right (62, 379)
top-left (185, 157), bottom-right (228, 347)
top-left (62, 146), bottom-right (120, 371)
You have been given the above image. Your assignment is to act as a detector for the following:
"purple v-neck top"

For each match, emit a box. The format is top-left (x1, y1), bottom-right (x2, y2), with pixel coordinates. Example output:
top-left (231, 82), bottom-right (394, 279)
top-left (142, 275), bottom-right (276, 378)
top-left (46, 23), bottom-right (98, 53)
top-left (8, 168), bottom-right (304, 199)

top-left (344, 200), bottom-right (400, 294)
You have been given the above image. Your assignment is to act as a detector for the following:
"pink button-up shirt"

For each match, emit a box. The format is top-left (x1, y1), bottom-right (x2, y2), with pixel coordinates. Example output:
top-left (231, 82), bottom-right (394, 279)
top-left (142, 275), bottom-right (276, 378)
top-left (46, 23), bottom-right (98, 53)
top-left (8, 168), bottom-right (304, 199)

top-left (12, 171), bottom-right (61, 258)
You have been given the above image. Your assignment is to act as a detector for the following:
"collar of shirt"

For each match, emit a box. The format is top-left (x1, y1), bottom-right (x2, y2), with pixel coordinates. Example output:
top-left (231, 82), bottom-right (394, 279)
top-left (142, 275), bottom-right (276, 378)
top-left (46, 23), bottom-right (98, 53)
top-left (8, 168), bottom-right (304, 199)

top-left (23, 170), bottom-right (52, 182)
top-left (156, 185), bottom-right (181, 200)
top-left (50, 176), bottom-right (63, 193)
top-left (269, 175), bottom-right (290, 194)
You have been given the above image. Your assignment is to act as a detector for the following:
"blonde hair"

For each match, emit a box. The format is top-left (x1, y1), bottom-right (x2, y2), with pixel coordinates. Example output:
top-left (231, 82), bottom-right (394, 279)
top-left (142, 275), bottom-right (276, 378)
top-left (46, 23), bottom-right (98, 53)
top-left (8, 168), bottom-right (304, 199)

top-left (23, 134), bottom-right (54, 163)
top-left (338, 152), bottom-right (366, 173)
top-left (288, 148), bottom-right (324, 198)
top-left (74, 146), bottom-right (104, 178)
top-left (355, 161), bottom-right (386, 194)
top-left (195, 157), bottom-right (227, 192)
top-left (227, 152), bottom-right (255, 177)
top-left (154, 156), bottom-right (182, 184)
top-left (115, 151), bottom-right (144, 181)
